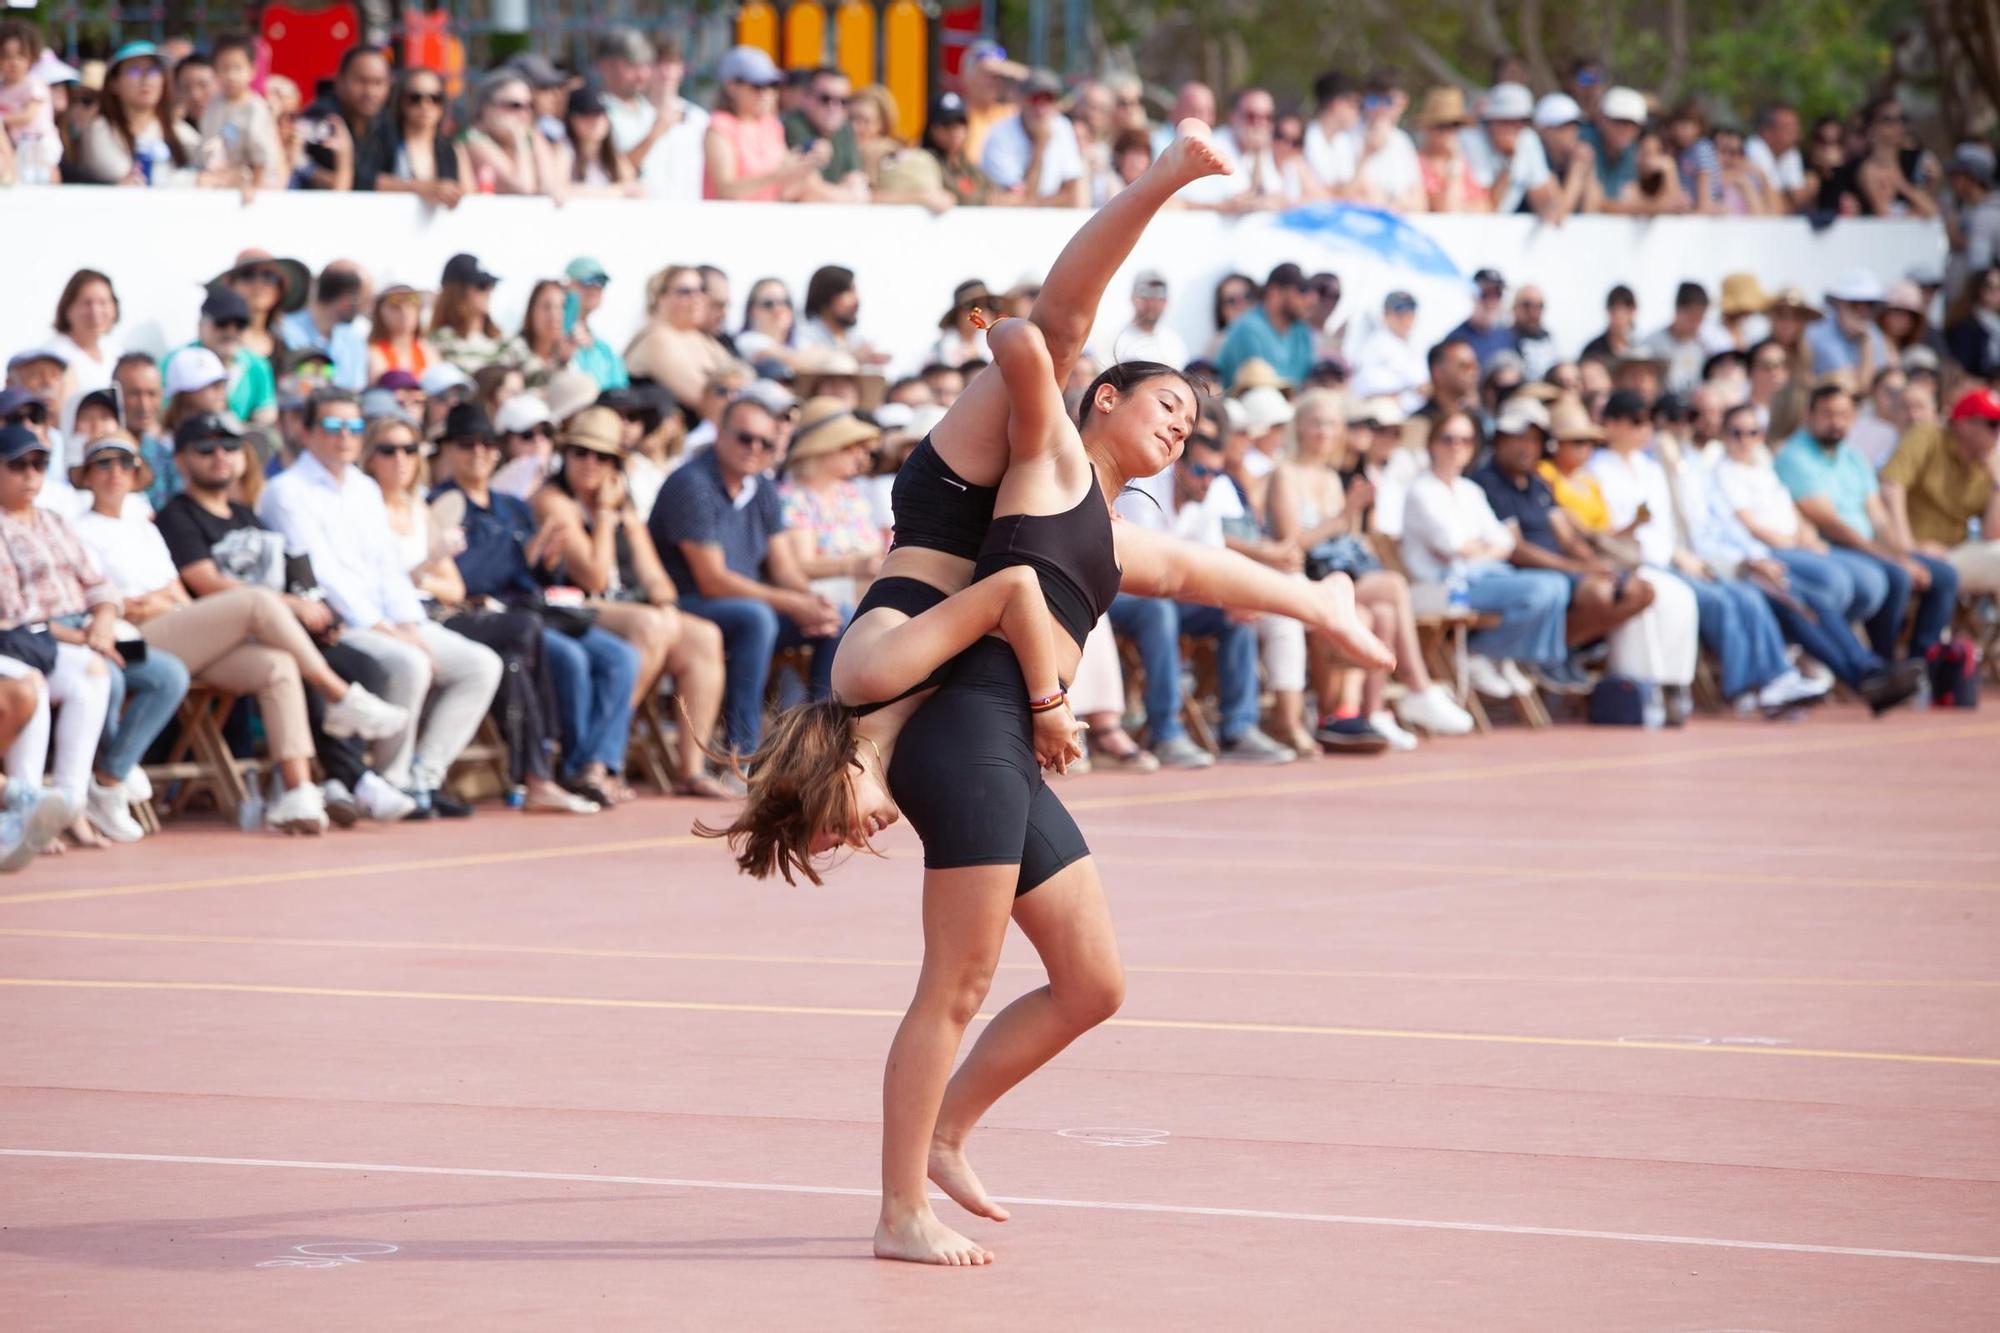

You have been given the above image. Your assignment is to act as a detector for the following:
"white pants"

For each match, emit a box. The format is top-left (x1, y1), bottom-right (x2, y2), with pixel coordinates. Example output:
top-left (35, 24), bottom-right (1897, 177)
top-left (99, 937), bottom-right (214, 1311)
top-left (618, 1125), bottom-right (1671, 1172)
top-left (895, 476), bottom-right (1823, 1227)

top-left (1257, 612), bottom-right (1308, 693)
top-left (341, 623), bottom-right (502, 791)
top-left (1069, 615), bottom-right (1125, 717)
top-left (1948, 540), bottom-right (2000, 595)
top-left (1606, 568), bottom-right (1700, 687)
top-left (2, 644), bottom-right (111, 809)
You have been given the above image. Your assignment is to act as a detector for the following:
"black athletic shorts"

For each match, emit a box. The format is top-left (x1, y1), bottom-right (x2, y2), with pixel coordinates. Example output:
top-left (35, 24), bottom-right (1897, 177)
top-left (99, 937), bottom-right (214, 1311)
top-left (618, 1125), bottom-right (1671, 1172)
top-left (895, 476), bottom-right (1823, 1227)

top-left (887, 637), bottom-right (1090, 895)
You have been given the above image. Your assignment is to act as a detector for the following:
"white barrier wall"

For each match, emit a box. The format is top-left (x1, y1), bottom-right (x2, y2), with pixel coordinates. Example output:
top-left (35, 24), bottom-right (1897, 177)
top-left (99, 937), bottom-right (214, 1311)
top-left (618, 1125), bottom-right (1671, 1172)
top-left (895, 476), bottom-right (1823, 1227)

top-left (2, 189), bottom-right (1944, 379)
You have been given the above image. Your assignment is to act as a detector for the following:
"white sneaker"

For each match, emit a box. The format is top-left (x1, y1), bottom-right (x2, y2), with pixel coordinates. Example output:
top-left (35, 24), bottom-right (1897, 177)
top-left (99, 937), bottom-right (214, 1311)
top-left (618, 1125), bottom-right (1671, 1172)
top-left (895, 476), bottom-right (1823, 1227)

top-left (1395, 684), bottom-right (1475, 737)
top-left (322, 685), bottom-right (410, 741)
top-left (1368, 710), bottom-right (1420, 752)
top-left (266, 782), bottom-right (329, 836)
top-left (84, 779), bottom-right (145, 844)
top-left (321, 778), bottom-right (359, 829)
top-left (1151, 735), bottom-right (1216, 769)
top-left (0, 787), bottom-right (70, 872)
top-left (1757, 668), bottom-right (1831, 709)
top-left (1499, 660), bottom-right (1538, 698)
top-left (1468, 655), bottom-right (1515, 698)
top-left (355, 770), bottom-right (418, 822)
top-left (122, 766), bottom-right (153, 804)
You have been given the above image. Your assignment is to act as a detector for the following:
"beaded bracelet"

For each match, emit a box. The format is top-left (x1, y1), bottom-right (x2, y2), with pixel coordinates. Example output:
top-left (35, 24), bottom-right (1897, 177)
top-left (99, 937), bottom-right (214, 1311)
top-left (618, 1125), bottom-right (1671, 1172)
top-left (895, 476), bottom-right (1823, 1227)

top-left (1027, 688), bottom-right (1068, 713)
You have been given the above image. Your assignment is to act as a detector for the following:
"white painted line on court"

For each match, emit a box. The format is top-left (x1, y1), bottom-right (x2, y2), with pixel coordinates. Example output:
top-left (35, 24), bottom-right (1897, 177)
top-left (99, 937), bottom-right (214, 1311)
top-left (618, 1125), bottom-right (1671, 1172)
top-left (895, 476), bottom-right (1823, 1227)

top-left (3, 1148), bottom-right (1993, 1267)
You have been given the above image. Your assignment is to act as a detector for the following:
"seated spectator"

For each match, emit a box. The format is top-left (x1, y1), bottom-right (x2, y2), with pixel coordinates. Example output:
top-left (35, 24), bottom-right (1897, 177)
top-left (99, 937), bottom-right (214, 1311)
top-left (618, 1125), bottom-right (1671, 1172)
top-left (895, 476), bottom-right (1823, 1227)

top-left (500, 280), bottom-right (573, 389)
top-left (1109, 127), bottom-right (1154, 192)
top-left (705, 45), bottom-right (821, 203)
top-left (430, 253), bottom-right (509, 375)
top-left (462, 69), bottom-right (561, 198)
top-left (71, 42), bottom-right (201, 187)
top-left (612, 384), bottom-right (686, 518)
top-left (1848, 367), bottom-right (1910, 469)
top-left (684, 363), bottom-right (759, 453)
top-left (1266, 389), bottom-right (1474, 744)
top-left (561, 86), bottom-right (639, 198)
top-left (108, 354), bottom-right (173, 509)
top-left (197, 32), bottom-right (283, 190)
top-left (0, 423), bottom-right (125, 846)
top-left (1113, 419), bottom-right (1299, 765)
top-left (0, 657), bottom-right (69, 868)
top-left (980, 68), bottom-right (1087, 207)
top-left (782, 65), bottom-right (870, 202)
top-left (530, 407), bottom-right (728, 796)
top-left (1350, 291), bottom-right (1427, 413)
top-left (1640, 282), bottom-right (1725, 394)
top-left (1878, 387), bottom-right (2000, 599)
top-left (1414, 86), bottom-right (1484, 212)
top-left (1809, 269), bottom-right (1892, 377)
top-left (1217, 264), bottom-right (1315, 390)
top-left (363, 66), bottom-right (468, 208)
top-left (279, 263), bottom-right (369, 392)
top-left (1777, 384), bottom-right (1959, 663)
top-left (848, 84), bottom-right (933, 208)
top-left (932, 280), bottom-right (993, 369)
top-left (170, 286), bottom-right (276, 427)
top-left (1703, 125), bottom-right (1777, 216)
top-left (257, 389), bottom-right (504, 817)
top-left (923, 92), bottom-right (995, 205)
top-left (1418, 337), bottom-right (1486, 438)
top-left (794, 264), bottom-right (891, 367)
top-left (72, 431), bottom-right (407, 835)
top-left (560, 258), bottom-right (629, 391)
top-left (214, 251), bottom-right (308, 368)
top-left (490, 392), bottom-right (556, 500)
top-left (1581, 284), bottom-right (1639, 364)
top-left (1450, 269), bottom-right (1518, 369)
top-left (777, 397), bottom-right (887, 608)
top-left (47, 269), bottom-right (124, 395)
top-left (646, 394), bottom-right (845, 753)
top-left (367, 280), bottom-right (436, 381)
top-left (1400, 408), bottom-right (1571, 699)
top-left (171, 50), bottom-right (214, 132)
top-left (1878, 280), bottom-right (1942, 369)
top-left (626, 265), bottom-right (740, 415)
top-left (1945, 266), bottom-right (2000, 380)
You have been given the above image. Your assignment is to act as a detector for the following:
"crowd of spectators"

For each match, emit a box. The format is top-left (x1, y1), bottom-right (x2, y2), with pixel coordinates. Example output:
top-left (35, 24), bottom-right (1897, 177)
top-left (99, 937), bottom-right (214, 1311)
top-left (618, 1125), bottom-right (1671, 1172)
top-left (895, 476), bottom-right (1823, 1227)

top-left (2, 19), bottom-right (1994, 231)
top-left (0, 22), bottom-right (1994, 867)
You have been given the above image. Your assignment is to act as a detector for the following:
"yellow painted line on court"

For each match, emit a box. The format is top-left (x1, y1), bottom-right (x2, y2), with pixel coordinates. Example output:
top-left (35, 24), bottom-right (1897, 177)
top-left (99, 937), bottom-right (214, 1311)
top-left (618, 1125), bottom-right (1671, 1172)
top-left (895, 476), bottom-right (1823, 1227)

top-left (0, 835), bottom-right (704, 907)
top-left (1113, 855), bottom-right (1999, 895)
top-left (3, 976), bottom-right (1994, 1067)
top-left (0, 926), bottom-right (1993, 990)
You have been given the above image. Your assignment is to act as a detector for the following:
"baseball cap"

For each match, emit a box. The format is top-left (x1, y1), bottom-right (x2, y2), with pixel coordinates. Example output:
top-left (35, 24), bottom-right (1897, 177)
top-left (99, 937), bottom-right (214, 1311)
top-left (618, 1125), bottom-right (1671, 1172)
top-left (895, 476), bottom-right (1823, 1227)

top-left (171, 412), bottom-right (241, 451)
top-left (740, 378), bottom-right (800, 417)
top-left (442, 402), bottom-right (496, 442)
top-left (358, 388), bottom-right (412, 424)
top-left (375, 369), bottom-right (422, 393)
top-left (566, 86), bottom-right (607, 119)
top-left (564, 256), bottom-right (610, 286)
top-left (441, 253), bottom-right (500, 289)
top-left (1133, 269), bottom-right (1168, 299)
top-left (1882, 280), bottom-right (1926, 315)
top-left (0, 424), bottom-right (47, 462)
top-left (6, 346), bottom-right (67, 373)
top-left (494, 393), bottom-right (554, 435)
top-left (966, 40), bottom-right (1010, 66)
top-left (931, 92), bottom-right (969, 125)
top-left (1238, 386), bottom-right (1296, 434)
top-left (200, 285), bottom-right (253, 325)
top-left (1495, 397), bottom-right (1551, 437)
top-left (1023, 68), bottom-right (1062, 99)
top-left (1600, 86), bottom-right (1648, 125)
top-left (1532, 93), bottom-right (1581, 129)
top-left (419, 363), bottom-right (475, 397)
top-left (1482, 83), bottom-right (1533, 122)
top-left (1602, 388), bottom-right (1650, 421)
top-left (1948, 143), bottom-right (1996, 189)
top-left (165, 347), bottom-right (229, 396)
top-left (1384, 290), bottom-right (1417, 314)
top-left (1948, 387), bottom-right (2000, 424)
top-left (1826, 267), bottom-right (1886, 304)
top-left (716, 45), bottom-right (782, 88)
top-left (0, 387), bottom-right (45, 417)
top-left (1473, 267), bottom-right (1506, 293)
top-left (509, 52), bottom-right (567, 90)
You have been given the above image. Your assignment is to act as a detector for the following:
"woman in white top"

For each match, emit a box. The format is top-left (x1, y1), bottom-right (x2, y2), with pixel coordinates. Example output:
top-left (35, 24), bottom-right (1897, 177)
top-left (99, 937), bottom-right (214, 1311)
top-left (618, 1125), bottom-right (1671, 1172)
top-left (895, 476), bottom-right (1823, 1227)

top-left (1400, 409), bottom-right (1570, 694)
top-left (48, 270), bottom-right (124, 397)
top-left (70, 434), bottom-right (406, 836)
top-left (1712, 402), bottom-right (1859, 616)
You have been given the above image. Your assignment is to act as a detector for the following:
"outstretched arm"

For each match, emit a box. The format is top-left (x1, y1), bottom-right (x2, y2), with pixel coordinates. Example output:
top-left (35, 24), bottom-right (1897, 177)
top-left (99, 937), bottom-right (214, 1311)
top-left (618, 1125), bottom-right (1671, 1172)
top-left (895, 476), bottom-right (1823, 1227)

top-left (1114, 521), bottom-right (1396, 671)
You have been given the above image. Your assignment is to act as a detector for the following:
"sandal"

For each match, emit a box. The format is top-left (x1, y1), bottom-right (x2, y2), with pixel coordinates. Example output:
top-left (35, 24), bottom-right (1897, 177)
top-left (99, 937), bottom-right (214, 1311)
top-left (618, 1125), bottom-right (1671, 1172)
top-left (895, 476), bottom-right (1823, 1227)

top-left (669, 772), bottom-right (732, 800)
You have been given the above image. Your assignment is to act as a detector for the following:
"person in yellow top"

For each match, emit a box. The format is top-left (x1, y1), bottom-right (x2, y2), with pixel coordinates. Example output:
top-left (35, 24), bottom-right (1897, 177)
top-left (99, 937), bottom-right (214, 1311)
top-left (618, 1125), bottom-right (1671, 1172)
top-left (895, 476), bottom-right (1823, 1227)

top-left (1877, 386), bottom-right (2000, 594)
top-left (1539, 396), bottom-right (1614, 531)
top-left (957, 40), bottom-right (1027, 163)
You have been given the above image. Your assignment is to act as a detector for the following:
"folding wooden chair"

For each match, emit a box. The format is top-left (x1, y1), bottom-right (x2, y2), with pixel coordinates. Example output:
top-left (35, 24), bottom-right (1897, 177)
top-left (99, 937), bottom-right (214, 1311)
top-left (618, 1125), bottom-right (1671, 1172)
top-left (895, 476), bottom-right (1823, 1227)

top-left (627, 688), bottom-right (683, 794)
top-left (445, 715), bottom-right (512, 803)
top-left (140, 686), bottom-right (261, 827)
top-left (1368, 533), bottom-right (1519, 732)
top-left (1115, 632), bottom-right (1219, 754)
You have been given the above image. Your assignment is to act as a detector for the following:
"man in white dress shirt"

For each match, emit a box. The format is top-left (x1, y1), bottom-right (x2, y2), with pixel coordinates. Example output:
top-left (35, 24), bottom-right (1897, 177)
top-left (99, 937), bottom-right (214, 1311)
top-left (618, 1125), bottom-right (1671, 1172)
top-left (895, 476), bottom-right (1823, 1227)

top-left (1101, 270), bottom-right (1188, 369)
top-left (257, 389), bottom-right (501, 816)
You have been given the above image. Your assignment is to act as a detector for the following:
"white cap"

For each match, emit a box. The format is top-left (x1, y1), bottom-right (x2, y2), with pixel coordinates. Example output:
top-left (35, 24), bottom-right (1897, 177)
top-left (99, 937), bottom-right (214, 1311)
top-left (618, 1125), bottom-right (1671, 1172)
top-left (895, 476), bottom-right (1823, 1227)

top-left (165, 346), bottom-right (228, 396)
top-left (419, 363), bottom-right (473, 396)
top-left (1222, 398), bottom-right (1249, 433)
top-left (1495, 397), bottom-right (1552, 436)
top-left (1347, 395), bottom-right (1407, 427)
top-left (1532, 93), bottom-right (1581, 129)
top-left (741, 379), bottom-right (799, 416)
top-left (1483, 82), bottom-right (1534, 122)
top-left (494, 393), bottom-right (553, 435)
top-left (871, 402), bottom-right (915, 433)
top-left (540, 369), bottom-right (602, 424)
top-left (1600, 86), bottom-right (1648, 125)
top-left (1825, 267), bottom-right (1886, 304)
top-left (1238, 385), bottom-right (1296, 434)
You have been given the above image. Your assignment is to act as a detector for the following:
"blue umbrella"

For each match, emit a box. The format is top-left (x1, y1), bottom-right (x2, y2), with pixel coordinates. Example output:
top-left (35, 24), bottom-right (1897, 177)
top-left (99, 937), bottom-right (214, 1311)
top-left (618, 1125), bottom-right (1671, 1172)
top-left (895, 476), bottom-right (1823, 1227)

top-left (1272, 203), bottom-right (1463, 282)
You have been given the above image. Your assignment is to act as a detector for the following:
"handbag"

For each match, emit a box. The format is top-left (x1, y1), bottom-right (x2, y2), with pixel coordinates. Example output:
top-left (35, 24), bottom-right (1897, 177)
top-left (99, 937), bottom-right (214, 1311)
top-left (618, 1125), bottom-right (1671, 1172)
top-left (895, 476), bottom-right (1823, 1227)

top-left (1303, 534), bottom-right (1381, 581)
top-left (0, 623), bottom-right (58, 675)
top-left (536, 601), bottom-right (599, 638)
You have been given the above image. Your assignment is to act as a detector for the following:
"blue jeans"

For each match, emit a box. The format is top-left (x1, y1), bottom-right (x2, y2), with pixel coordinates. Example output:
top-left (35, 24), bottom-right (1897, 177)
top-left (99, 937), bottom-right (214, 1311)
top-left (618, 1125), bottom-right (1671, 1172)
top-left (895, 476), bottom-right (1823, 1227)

top-left (1109, 594), bottom-right (1260, 744)
top-left (676, 594), bottom-right (847, 751)
top-left (1680, 574), bottom-right (1791, 698)
top-left (1461, 565), bottom-right (1570, 667)
top-left (1821, 546), bottom-right (1959, 659)
top-left (542, 626), bottom-right (640, 779)
top-left (1766, 550), bottom-right (1883, 687)
top-left (97, 648), bottom-right (191, 782)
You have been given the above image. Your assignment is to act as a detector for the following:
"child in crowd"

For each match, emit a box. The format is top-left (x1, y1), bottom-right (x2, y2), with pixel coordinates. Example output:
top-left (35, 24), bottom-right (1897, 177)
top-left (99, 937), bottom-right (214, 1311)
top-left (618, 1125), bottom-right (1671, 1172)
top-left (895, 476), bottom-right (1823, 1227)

top-left (0, 20), bottom-right (60, 183)
top-left (199, 32), bottom-right (283, 189)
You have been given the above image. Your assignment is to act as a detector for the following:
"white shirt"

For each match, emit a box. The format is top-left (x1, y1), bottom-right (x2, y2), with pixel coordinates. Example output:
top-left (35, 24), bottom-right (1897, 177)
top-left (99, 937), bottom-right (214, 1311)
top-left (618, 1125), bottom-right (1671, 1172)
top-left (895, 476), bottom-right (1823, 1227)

top-left (1714, 455), bottom-right (1800, 542)
top-left (1303, 120), bottom-right (1358, 189)
top-left (1400, 472), bottom-right (1512, 585)
top-left (48, 331), bottom-right (122, 395)
top-left (604, 93), bottom-right (657, 156)
top-left (637, 97), bottom-right (709, 204)
top-left (979, 112), bottom-right (1085, 198)
top-left (1116, 466), bottom-right (1241, 548)
top-left (1100, 320), bottom-right (1188, 370)
top-left (1586, 447), bottom-right (1678, 567)
top-left (1847, 412), bottom-right (1901, 471)
top-left (1369, 447), bottom-right (1426, 540)
top-left (1179, 126), bottom-right (1308, 206)
top-left (1356, 128), bottom-right (1422, 202)
top-left (71, 509), bottom-right (177, 599)
top-left (1352, 327), bottom-right (1429, 412)
top-left (1640, 327), bottom-right (1711, 394)
top-left (256, 451), bottom-right (426, 628)
top-left (1745, 135), bottom-right (1804, 193)
top-left (1460, 125), bottom-right (1550, 214)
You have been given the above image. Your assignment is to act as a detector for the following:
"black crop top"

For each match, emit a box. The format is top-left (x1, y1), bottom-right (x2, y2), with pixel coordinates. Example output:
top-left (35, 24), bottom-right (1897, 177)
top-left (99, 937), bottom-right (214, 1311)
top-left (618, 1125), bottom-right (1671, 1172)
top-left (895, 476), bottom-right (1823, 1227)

top-left (845, 576), bottom-right (951, 718)
top-left (888, 436), bottom-right (999, 561)
top-left (972, 467), bottom-right (1120, 650)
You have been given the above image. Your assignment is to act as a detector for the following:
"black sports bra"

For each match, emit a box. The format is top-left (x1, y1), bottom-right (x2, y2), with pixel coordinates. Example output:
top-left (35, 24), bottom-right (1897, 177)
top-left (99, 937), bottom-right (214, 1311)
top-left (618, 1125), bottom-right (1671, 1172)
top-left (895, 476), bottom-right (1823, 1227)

top-left (888, 436), bottom-right (999, 562)
top-left (845, 576), bottom-right (951, 718)
top-left (971, 467), bottom-right (1120, 650)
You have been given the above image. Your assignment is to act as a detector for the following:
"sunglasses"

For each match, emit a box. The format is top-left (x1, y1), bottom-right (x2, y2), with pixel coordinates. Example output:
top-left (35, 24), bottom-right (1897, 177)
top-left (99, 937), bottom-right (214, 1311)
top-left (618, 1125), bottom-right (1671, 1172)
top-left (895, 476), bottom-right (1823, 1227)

top-left (753, 296), bottom-right (791, 310)
top-left (4, 455), bottom-right (50, 473)
top-left (512, 423), bottom-right (555, 441)
top-left (563, 444), bottom-right (609, 461)
top-left (212, 317), bottom-right (250, 332)
top-left (1275, 133), bottom-right (1302, 147)
top-left (90, 452), bottom-right (140, 472)
top-left (1435, 432), bottom-right (1477, 446)
top-left (318, 416), bottom-right (365, 435)
top-left (187, 438), bottom-right (245, 456)
top-left (812, 92), bottom-right (846, 106)
top-left (404, 91), bottom-right (444, 106)
top-left (733, 429), bottom-right (780, 453)
top-left (240, 269), bottom-right (285, 286)
top-left (373, 442), bottom-right (423, 458)
top-left (1727, 426), bottom-right (1764, 438)
top-left (494, 99), bottom-right (531, 112)
top-left (4, 406), bottom-right (48, 426)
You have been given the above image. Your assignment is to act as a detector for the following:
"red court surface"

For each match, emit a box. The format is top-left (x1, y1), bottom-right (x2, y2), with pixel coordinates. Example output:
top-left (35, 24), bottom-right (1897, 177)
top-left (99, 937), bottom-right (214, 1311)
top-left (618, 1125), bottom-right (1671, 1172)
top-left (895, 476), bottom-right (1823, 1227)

top-left (3, 707), bottom-right (1997, 1330)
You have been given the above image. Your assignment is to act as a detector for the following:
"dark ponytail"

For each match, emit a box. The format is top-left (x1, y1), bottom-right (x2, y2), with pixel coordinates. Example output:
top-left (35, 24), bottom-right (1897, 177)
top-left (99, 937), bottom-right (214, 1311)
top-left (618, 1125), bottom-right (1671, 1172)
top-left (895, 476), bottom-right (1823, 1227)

top-left (1075, 360), bottom-right (1201, 426)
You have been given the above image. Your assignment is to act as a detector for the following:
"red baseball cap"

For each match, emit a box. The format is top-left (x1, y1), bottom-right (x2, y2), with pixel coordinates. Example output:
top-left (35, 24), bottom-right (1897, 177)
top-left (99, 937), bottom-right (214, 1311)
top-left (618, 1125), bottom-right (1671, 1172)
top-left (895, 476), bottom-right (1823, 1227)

top-left (1949, 387), bottom-right (2000, 423)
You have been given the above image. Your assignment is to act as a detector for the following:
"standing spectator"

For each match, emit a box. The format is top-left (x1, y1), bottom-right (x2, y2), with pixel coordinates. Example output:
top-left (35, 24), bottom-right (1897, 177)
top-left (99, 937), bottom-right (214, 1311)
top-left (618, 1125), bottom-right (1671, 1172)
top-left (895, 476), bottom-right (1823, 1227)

top-left (1746, 104), bottom-right (1812, 212)
top-left (1565, 58), bottom-right (1607, 123)
top-left (953, 40), bottom-right (1024, 163)
top-left (1585, 85), bottom-right (1647, 206)
top-left (980, 68), bottom-right (1086, 207)
top-left (1414, 86), bottom-right (1484, 212)
top-left (1181, 86), bottom-right (1308, 211)
top-left (170, 52), bottom-right (213, 136)
top-left (636, 37), bottom-right (708, 202)
top-left (197, 32), bottom-right (283, 190)
top-left (1808, 269), bottom-right (1892, 378)
top-left (171, 286), bottom-right (276, 427)
top-left (1530, 93), bottom-right (1598, 220)
top-left (257, 389), bottom-right (503, 816)
top-left (1945, 266), bottom-right (2000, 380)
top-left (0, 19), bottom-right (63, 183)
top-left (626, 265), bottom-right (739, 415)
top-left (1662, 101), bottom-right (1719, 204)
top-left (463, 69), bottom-right (560, 197)
top-left (1703, 126), bottom-right (1776, 215)
top-left (301, 46), bottom-right (390, 191)
top-left (280, 264), bottom-right (370, 392)
top-left (1581, 285), bottom-right (1639, 364)
top-left (1512, 285), bottom-right (1558, 380)
top-left (1149, 79), bottom-right (1217, 157)
top-left (558, 85), bottom-right (638, 197)
top-left (71, 42), bottom-right (200, 187)
top-left (430, 253), bottom-right (508, 375)
top-left (1463, 83), bottom-right (1555, 219)
top-left (646, 396), bottom-right (845, 753)
top-left (1302, 70), bottom-right (1360, 196)
top-left (1349, 73), bottom-right (1424, 213)
top-left (1776, 385), bottom-right (1959, 660)
top-left (781, 65), bottom-right (869, 202)
top-left (1351, 290), bottom-right (1428, 412)
top-left (47, 270), bottom-right (124, 395)
top-left (1844, 97), bottom-right (1938, 219)
top-left (367, 280), bottom-right (436, 381)
top-left (364, 66), bottom-right (468, 208)
top-left (735, 277), bottom-right (803, 376)
top-left (923, 92), bottom-right (994, 205)
top-left (705, 46), bottom-right (818, 203)
top-left (113, 355), bottom-right (172, 508)
top-left (1106, 270), bottom-right (1188, 369)
top-left (1943, 146), bottom-right (1999, 292)
top-left (1216, 263), bottom-right (1316, 390)
top-left (1449, 269), bottom-right (1518, 368)
top-left (563, 258), bottom-right (628, 391)
top-left (1641, 282), bottom-right (1722, 394)
top-left (1878, 387), bottom-right (2000, 599)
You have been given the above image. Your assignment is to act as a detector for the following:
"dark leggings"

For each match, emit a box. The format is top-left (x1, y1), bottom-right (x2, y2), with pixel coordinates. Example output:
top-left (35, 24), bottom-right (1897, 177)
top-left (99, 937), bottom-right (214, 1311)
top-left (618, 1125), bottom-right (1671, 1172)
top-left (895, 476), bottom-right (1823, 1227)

top-left (887, 637), bottom-right (1090, 896)
top-left (444, 608), bottom-right (557, 784)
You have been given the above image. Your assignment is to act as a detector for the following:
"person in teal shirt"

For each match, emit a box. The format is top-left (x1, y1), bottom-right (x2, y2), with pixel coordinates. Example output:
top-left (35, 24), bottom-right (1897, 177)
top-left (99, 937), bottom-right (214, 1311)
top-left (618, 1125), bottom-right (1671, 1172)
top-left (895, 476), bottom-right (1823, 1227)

top-left (1214, 262), bottom-right (1317, 389)
top-left (563, 256), bottom-right (629, 392)
top-left (171, 286), bottom-right (277, 425)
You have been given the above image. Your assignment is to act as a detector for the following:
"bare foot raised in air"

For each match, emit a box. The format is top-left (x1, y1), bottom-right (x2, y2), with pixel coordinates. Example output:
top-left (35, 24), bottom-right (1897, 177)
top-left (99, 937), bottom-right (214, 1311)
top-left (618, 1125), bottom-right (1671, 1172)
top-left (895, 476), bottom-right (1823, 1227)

top-left (874, 1207), bottom-right (995, 1266)
top-left (1152, 118), bottom-right (1231, 187)
top-left (929, 1137), bottom-right (1011, 1222)
top-left (1308, 574), bottom-right (1398, 674)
